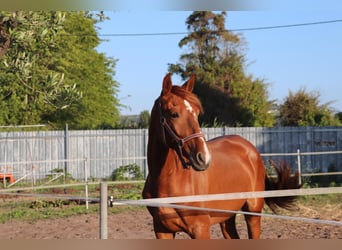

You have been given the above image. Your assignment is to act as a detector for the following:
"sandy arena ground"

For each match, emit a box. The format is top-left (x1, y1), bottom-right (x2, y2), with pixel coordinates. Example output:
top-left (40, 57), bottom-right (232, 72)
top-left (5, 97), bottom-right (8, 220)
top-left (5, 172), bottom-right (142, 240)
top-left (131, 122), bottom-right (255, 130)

top-left (0, 203), bottom-right (341, 239)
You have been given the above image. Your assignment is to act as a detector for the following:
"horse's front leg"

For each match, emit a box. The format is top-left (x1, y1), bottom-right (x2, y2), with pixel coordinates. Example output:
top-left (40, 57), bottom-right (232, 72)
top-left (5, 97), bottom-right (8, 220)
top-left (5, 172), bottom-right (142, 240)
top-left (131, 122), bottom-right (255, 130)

top-left (189, 225), bottom-right (211, 239)
top-left (153, 219), bottom-right (176, 239)
top-left (155, 232), bottom-right (176, 239)
top-left (187, 215), bottom-right (211, 239)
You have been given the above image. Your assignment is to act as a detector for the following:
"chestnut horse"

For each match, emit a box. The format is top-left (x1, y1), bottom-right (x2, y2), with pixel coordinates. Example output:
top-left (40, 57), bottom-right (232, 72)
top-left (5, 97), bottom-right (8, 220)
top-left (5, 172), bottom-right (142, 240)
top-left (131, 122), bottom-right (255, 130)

top-left (142, 73), bottom-right (300, 239)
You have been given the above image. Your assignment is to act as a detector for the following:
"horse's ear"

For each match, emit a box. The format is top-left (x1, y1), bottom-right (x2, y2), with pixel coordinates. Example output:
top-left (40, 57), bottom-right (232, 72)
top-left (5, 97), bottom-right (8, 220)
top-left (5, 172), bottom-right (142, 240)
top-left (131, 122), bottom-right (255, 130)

top-left (182, 75), bottom-right (195, 92)
top-left (162, 73), bottom-right (172, 96)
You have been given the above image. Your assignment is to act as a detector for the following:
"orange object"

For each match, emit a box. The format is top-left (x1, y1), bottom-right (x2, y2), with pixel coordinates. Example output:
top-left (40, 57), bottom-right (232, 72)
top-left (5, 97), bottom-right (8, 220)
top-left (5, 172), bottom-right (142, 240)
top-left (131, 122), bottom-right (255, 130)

top-left (0, 173), bottom-right (15, 183)
top-left (143, 74), bottom-right (301, 239)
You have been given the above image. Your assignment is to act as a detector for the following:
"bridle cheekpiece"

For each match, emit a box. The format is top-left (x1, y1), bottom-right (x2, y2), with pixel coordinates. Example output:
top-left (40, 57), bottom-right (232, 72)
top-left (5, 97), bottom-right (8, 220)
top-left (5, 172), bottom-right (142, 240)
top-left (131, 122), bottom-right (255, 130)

top-left (158, 98), bottom-right (204, 169)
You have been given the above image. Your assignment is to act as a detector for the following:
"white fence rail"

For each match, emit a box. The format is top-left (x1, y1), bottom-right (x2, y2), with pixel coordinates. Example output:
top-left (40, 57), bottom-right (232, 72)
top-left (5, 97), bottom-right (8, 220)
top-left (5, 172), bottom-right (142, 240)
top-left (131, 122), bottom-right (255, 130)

top-left (1, 181), bottom-right (341, 239)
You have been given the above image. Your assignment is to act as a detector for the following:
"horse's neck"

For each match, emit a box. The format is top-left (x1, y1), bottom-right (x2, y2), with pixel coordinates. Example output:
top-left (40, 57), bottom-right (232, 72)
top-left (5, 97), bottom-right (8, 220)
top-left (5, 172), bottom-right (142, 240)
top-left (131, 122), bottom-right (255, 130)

top-left (147, 133), bottom-right (169, 175)
top-left (147, 136), bottom-right (190, 197)
top-left (147, 110), bottom-right (182, 177)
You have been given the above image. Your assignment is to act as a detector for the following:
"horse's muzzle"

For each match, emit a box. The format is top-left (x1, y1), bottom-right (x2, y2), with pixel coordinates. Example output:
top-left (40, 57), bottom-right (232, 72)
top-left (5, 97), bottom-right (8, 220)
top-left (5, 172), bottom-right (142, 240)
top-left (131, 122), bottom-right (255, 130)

top-left (190, 151), bottom-right (211, 171)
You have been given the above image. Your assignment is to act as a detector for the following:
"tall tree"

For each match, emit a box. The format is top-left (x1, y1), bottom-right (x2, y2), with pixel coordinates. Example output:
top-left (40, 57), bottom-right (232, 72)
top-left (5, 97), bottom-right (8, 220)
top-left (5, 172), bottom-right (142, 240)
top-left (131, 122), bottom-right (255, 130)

top-left (279, 88), bottom-right (340, 126)
top-left (0, 12), bottom-right (120, 129)
top-left (0, 11), bottom-right (81, 125)
top-left (169, 11), bottom-right (274, 127)
top-left (43, 12), bottom-right (120, 129)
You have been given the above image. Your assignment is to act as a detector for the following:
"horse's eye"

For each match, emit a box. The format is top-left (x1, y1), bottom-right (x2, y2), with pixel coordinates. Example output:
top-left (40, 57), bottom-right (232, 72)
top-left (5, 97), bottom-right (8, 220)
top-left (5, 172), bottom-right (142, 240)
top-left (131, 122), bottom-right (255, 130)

top-left (170, 112), bottom-right (179, 118)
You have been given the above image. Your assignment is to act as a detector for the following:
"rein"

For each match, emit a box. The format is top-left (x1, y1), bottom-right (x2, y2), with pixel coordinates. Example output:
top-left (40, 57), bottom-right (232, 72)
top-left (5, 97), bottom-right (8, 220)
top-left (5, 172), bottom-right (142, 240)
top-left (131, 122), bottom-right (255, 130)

top-left (158, 99), bottom-right (204, 169)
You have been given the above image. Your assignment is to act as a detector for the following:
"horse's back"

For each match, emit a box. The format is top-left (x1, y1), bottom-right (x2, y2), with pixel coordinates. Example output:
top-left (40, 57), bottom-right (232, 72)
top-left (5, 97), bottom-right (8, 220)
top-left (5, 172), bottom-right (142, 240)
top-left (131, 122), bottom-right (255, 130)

top-left (208, 135), bottom-right (258, 154)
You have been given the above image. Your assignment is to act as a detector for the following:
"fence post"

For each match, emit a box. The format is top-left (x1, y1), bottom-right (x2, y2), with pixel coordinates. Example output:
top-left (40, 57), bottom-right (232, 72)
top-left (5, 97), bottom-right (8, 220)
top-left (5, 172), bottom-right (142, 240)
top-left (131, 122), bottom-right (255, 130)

top-left (143, 129), bottom-right (148, 179)
top-left (84, 158), bottom-right (89, 210)
top-left (64, 124), bottom-right (69, 186)
top-left (222, 127), bottom-right (226, 136)
top-left (297, 148), bottom-right (302, 186)
top-left (100, 182), bottom-right (108, 239)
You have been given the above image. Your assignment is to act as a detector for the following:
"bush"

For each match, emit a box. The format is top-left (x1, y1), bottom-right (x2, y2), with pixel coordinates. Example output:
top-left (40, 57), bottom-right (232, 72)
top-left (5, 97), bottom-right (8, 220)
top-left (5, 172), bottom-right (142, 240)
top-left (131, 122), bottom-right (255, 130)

top-left (306, 164), bottom-right (342, 187)
top-left (46, 168), bottom-right (75, 184)
top-left (111, 164), bottom-right (143, 181)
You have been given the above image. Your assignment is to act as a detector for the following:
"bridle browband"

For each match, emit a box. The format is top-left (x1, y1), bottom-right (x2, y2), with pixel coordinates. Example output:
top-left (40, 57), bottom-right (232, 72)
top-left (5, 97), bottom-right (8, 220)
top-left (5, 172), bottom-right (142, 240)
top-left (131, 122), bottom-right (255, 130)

top-left (157, 98), bottom-right (204, 169)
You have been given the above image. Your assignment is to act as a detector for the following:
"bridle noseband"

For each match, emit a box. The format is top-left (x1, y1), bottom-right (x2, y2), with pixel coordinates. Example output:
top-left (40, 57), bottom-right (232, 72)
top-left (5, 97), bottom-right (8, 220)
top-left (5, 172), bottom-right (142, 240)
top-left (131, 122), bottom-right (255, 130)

top-left (158, 99), bottom-right (204, 169)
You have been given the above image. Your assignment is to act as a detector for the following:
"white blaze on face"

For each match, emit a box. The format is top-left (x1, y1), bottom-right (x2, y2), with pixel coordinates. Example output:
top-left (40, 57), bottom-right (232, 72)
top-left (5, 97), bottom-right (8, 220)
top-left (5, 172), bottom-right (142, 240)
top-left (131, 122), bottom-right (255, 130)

top-left (200, 137), bottom-right (211, 165)
top-left (184, 99), bottom-right (196, 118)
top-left (184, 99), bottom-right (211, 164)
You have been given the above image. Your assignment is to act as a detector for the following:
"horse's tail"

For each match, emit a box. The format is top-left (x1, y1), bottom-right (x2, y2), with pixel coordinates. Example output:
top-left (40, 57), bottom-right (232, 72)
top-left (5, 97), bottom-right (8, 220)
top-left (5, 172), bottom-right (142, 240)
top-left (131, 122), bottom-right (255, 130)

top-left (265, 160), bottom-right (302, 214)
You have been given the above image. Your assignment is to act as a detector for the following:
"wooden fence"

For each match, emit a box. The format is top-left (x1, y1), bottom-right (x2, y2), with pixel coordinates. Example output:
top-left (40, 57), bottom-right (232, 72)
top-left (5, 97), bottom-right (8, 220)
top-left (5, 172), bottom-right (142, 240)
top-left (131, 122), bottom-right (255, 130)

top-left (0, 126), bottom-right (341, 182)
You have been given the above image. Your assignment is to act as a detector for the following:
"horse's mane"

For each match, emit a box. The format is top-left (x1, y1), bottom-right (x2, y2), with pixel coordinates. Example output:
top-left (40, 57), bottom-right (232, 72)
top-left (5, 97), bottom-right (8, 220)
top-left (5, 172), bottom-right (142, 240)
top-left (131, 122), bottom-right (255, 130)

top-left (170, 85), bottom-right (203, 114)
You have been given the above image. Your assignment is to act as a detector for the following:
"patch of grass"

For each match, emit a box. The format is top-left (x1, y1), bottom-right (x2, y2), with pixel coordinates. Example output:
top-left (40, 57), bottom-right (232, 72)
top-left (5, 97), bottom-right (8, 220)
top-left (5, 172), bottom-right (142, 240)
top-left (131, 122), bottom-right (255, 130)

top-left (3, 180), bottom-right (339, 224)
top-left (298, 193), bottom-right (342, 207)
top-left (109, 182), bottom-right (144, 200)
top-left (0, 199), bottom-right (99, 223)
top-left (0, 181), bottom-right (145, 224)
top-left (0, 200), bottom-right (143, 224)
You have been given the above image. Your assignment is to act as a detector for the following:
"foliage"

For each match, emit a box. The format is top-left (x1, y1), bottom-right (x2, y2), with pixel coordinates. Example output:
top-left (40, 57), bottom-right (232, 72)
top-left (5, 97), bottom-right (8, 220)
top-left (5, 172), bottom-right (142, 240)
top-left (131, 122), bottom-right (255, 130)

top-left (169, 11), bottom-right (275, 127)
top-left (279, 88), bottom-right (340, 126)
top-left (0, 182), bottom-right (144, 223)
top-left (304, 163), bottom-right (342, 187)
top-left (335, 112), bottom-right (342, 123)
top-left (109, 183), bottom-right (144, 200)
top-left (45, 168), bottom-right (75, 184)
top-left (0, 11), bottom-right (120, 129)
top-left (29, 199), bottom-right (65, 209)
top-left (138, 110), bottom-right (150, 128)
top-left (298, 192), bottom-right (342, 206)
top-left (116, 110), bottom-right (150, 129)
top-left (111, 164), bottom-right (144, 181)
top-left (0, 11), bottom-right (81, 125)
top-left (0, 199), bottom-right (99, 223)
top-left (45, 12), bottom-right (121, 129)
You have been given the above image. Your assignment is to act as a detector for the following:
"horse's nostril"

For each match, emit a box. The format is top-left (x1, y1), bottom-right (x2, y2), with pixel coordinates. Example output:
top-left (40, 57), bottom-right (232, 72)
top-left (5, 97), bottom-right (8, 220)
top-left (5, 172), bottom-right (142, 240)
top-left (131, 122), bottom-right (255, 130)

top-left (193, 152), bottom-right (210, 171)
top-left (196, 152), bottom-right (205, 164)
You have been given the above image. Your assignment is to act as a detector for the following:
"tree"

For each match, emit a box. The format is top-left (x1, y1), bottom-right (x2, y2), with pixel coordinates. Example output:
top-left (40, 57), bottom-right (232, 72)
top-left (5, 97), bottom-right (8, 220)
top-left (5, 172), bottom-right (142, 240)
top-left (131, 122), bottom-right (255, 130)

top-left (0, 12), bottom-right (120, 129)
top-left (279, 88), bottom-right (340, 126)
top-left (0, 11), bottom-right (81, 126)
top-left (335, 112), bottom-right (342, 123)
top-left (138, 110), bottom-right (150, 128)
top-left (169, 11), bottom-right (274, 127)
top-left (0, 15), bottom-right (11, 58)
top-left (43, 12), bottom-right (120, 129)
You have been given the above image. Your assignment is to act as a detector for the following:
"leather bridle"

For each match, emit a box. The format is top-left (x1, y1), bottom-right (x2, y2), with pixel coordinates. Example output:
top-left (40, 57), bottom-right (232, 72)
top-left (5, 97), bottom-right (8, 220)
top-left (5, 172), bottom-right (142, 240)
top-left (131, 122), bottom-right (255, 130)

top-left (157, 98), bottom-right (204, 169)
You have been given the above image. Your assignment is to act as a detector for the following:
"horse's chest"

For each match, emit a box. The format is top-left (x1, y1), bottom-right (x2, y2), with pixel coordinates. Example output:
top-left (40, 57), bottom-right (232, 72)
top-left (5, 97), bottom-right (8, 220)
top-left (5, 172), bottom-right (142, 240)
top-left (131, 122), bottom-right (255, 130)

top-left (155, 206), bottom-right (210, 234)
top-left (157, 169), bottom-right (208, 197)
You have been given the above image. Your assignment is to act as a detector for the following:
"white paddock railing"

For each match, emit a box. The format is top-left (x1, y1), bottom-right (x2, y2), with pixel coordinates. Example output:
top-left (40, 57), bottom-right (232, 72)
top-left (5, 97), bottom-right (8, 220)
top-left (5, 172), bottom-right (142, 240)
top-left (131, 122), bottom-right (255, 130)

top-left (105, 185), bottom-right (342, 239)
top-left (0, 182), bottom-right (341, 239)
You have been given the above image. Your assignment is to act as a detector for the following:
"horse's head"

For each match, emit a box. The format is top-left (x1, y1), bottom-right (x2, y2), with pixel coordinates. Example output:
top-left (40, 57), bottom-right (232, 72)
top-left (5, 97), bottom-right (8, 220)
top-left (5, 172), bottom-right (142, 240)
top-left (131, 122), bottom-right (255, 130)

top-left (154, 73), bottom-right (211, 171)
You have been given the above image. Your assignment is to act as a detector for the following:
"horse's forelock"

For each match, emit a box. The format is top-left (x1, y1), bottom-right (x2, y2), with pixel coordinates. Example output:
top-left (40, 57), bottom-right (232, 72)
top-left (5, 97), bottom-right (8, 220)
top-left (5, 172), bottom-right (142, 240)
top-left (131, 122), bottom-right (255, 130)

top-left (171, 86), bottom-right (203, 114)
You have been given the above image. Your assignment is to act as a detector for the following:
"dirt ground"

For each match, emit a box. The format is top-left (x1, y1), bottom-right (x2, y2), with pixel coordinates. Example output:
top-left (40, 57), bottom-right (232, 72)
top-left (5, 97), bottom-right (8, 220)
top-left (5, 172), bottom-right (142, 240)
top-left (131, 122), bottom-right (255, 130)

top-left (0, 203), bottom-right (341, 239)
